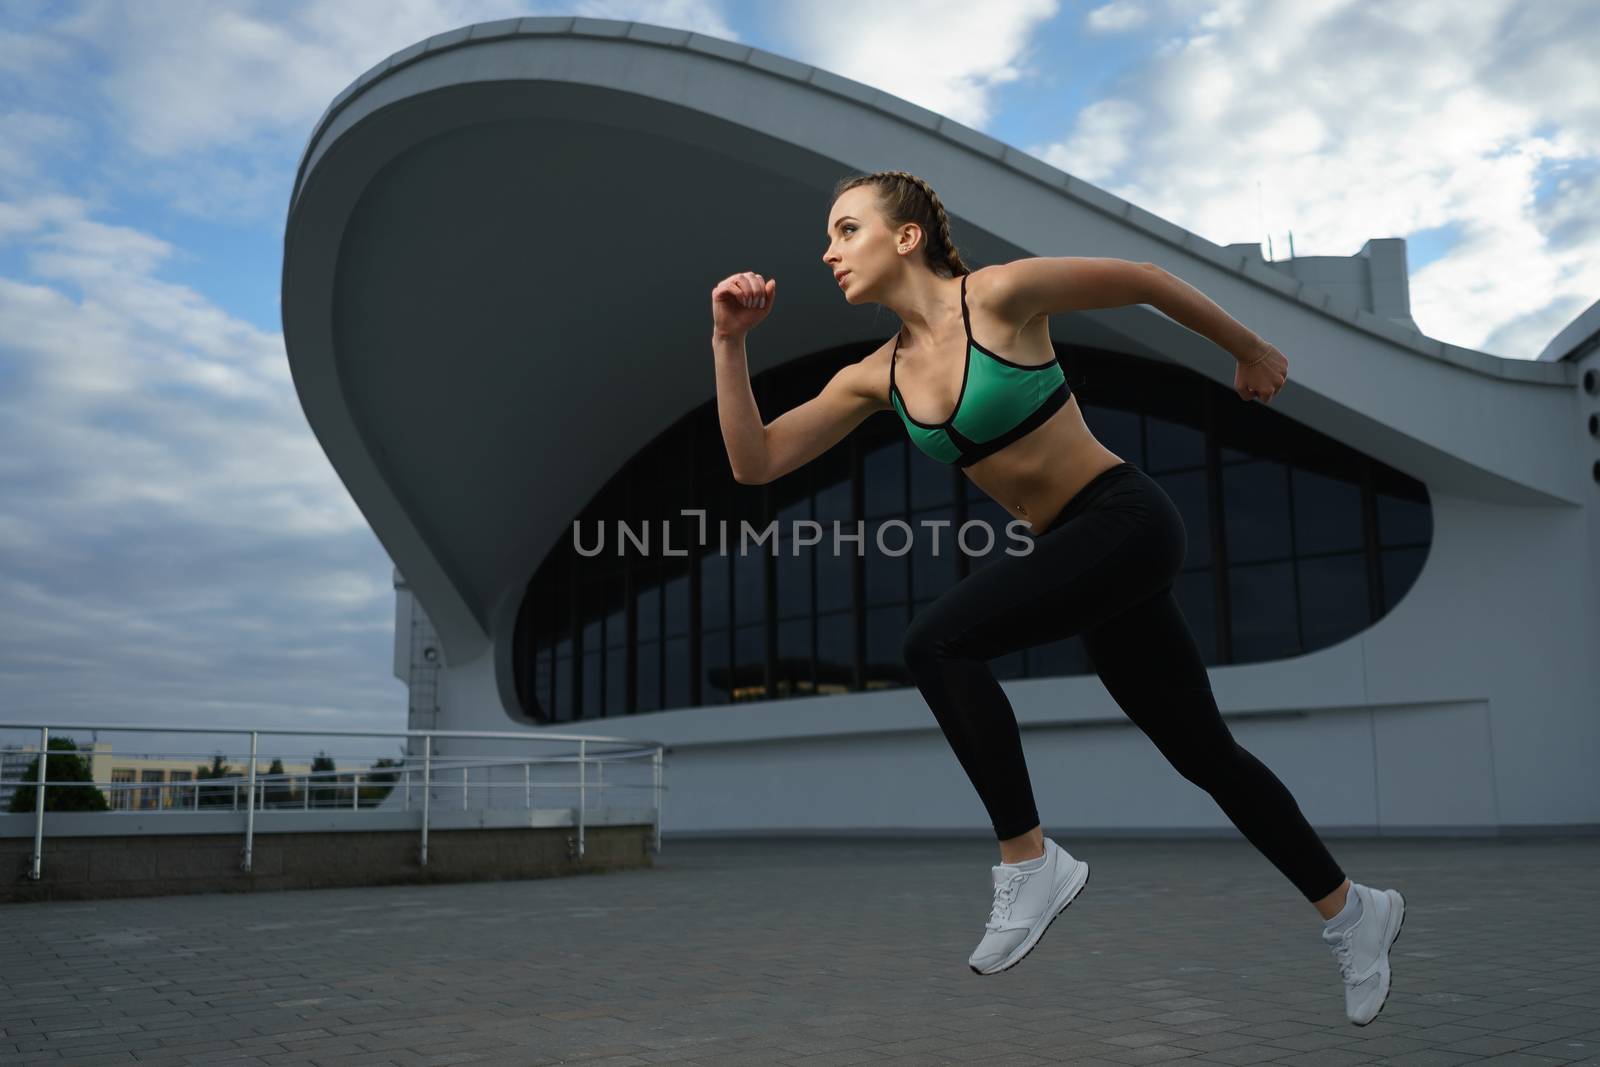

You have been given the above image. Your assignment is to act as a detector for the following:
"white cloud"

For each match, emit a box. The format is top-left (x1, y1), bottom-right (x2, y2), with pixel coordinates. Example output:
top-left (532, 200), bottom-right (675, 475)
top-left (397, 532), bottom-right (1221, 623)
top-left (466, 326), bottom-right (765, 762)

top-left (770, 0), bottom-right (1060, 130)
top-left (0, 194), bottom-right (401, 735)
top-left (49, 0), bottom-right (736, 159)
top-left (1029, 0), bottom-right (1600, 360)
top-left (9, 0), bottom-right (738, 222)
top-left (0, 110), bottom-right (82, 183)
top-left (1086, 1), bottom-right (1151, 33)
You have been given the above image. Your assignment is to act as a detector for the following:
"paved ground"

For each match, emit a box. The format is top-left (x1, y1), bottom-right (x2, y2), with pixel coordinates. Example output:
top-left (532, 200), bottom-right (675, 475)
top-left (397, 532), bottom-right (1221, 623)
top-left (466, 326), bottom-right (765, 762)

top-left (2, 834), bottom-right (1597, 1066)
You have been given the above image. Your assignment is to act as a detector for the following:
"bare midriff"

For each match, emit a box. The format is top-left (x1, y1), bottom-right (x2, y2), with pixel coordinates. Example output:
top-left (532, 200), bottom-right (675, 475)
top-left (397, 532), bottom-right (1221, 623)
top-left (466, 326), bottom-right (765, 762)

top-left (962, 396), bottom-right (1125, 537)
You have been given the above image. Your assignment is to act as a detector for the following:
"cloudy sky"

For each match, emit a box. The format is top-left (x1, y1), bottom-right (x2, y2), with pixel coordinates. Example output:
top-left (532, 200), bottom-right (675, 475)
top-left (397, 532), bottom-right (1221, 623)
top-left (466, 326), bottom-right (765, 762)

top-left (1, 0), bottom-right (1595, 761)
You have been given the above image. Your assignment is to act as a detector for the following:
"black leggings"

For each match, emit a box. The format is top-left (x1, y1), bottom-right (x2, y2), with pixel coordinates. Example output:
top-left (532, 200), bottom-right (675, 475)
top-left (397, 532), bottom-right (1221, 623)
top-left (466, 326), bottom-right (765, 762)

top-left (902, 461), bottom-right (1347, 904)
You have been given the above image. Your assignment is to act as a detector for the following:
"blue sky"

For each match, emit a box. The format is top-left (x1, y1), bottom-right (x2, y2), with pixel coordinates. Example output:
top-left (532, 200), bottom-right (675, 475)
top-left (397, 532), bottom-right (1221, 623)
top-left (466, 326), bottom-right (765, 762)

top-left (1, 0), bottom-right (1596, 760)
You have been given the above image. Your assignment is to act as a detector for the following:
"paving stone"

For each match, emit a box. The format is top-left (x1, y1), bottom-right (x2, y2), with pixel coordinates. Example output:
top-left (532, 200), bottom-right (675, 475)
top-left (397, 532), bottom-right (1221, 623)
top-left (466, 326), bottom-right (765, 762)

top-left (0, 837), bottom-right (1595, 1066)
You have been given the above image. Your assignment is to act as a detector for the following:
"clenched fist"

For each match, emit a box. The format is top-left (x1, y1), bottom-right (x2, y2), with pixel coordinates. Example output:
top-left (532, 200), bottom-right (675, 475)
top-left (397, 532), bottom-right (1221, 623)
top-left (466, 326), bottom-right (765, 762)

top-left (712, 271), bottom-right (776, 338)
top-left (1235, 340), bottom-right (1288, 404)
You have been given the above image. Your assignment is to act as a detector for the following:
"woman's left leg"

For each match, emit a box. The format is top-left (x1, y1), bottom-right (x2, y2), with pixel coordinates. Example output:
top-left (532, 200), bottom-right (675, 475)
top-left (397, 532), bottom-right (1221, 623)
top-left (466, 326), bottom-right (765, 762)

top-left (1080, 585), bottom-right (1348, 904)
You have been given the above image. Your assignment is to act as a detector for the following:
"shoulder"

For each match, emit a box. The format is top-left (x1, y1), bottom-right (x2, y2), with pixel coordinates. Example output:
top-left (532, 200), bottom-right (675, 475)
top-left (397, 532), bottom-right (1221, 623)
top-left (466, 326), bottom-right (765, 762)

top-left (963, 263), bottom-right (1035, 332)
top-left (972, 256), bottom-right (1159, 325)
top-left (834, 337), bottom-right (895, 410)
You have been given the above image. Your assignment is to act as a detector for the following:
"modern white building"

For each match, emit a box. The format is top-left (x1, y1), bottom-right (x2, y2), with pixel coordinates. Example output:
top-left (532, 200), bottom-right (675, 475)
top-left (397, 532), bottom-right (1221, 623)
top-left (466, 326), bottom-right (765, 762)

top-left (281, 17), bottom-right (1600, 842)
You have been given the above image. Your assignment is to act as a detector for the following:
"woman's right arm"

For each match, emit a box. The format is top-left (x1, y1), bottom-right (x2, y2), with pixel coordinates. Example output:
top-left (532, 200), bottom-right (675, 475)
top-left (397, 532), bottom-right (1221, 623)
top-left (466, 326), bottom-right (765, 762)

top-left (712, 270), bottom-right (886, 485)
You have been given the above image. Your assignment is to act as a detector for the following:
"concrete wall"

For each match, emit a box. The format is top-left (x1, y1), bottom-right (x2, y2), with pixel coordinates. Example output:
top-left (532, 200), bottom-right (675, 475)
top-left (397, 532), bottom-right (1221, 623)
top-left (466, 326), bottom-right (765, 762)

top-left (1, 824), bottom-right (652, 904)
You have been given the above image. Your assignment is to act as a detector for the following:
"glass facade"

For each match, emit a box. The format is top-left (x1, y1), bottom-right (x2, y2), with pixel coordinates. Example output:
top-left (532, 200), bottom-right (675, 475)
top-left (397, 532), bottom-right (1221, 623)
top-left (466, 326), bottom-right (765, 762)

top-left (513, 339), bottom-right (1432, 722)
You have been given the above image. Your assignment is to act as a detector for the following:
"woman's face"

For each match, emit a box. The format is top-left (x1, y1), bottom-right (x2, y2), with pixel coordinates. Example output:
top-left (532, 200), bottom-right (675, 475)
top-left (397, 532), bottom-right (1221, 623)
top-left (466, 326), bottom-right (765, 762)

top-left (822, 186), bottom-right (913, 304)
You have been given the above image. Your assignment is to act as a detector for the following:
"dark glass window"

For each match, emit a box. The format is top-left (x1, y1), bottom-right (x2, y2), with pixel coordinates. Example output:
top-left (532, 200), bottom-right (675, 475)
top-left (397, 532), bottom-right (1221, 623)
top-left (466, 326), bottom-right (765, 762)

top-left (533, 644), bottom-right (552, 718)
top-left (910, 456), bottom-right (955, 510)
top-left (701, 626), bottom-right (729, 706)
top-left (514, 340), bottom-right (1433, 719)
top-left (865, 517), bottom-right (910, 604)
top-left (776, 496), bottom-right (811, 621)
top-left (777, 616), bottom-right (812, 697)
top-left (734, 544), bottom-right (765, 627)
top-left (701, 551), bottom-right (729, 630)
top-left (1146, 413), bottom-right (1204, 472)
top-left (1377, 492), bottom-right (1431, 546)
top-left (863, 440), bottom-right (907, 518)
top-left (1223, 460), bottom-right (1292, 564)
top-left (911, 505), bottom-right (959, 600)
top-left (733, 623), bottom-right (765, 702)
top-left (554, 637), bottom-right (572, 721)
top-left (1381, 547), bottom-right (1428, 612)
top-left (1297, 552), bottom-right (1368, 651)
top-left (1293, 468), bottom-right (1363, 555)
top-left (664, 635), bottom-right (690, 709)
top-left (581, 650), bottom-right (600, 720)
top-left (637, 583), bottom-right (660, 642)
top-left (664, 571), bottom-right (689, 636)
top-left (963, 498), bottom-right (1017, 571)
top-left (1081, 402), bottom-right (1141, 466)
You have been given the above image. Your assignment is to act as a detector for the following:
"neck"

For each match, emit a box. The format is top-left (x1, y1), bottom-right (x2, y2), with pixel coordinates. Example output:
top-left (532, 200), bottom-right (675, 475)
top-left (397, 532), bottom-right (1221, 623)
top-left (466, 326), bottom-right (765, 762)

top-left (887, 269), bottom-right (961, 343)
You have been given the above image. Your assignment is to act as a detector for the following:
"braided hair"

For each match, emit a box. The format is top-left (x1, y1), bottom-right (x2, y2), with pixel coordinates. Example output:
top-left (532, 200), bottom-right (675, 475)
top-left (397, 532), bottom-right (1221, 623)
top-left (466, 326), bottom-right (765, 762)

top-left (830, 171), bottom-right (971, 279)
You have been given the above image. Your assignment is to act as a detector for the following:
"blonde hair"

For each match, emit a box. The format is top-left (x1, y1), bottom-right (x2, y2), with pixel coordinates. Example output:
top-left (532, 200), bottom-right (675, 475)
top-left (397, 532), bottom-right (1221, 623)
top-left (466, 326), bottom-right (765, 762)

top-left (831, 171), bottom-right (970, 279)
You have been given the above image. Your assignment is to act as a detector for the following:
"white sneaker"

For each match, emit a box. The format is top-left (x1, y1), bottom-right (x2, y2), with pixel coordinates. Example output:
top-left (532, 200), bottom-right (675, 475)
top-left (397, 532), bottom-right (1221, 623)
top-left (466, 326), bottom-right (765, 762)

top-left (1321, 882), bottom-right (1407, 1025)
top-left (968, 837), bottom-right (1089, 975)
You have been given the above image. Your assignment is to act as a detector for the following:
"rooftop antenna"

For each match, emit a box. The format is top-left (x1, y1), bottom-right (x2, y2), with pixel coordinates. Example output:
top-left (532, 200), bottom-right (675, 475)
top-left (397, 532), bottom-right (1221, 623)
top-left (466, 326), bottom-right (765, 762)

top-left (1288, 229), bottom-right (1296, 259)
top-left (1257, 179), bottom-right (1267, 260)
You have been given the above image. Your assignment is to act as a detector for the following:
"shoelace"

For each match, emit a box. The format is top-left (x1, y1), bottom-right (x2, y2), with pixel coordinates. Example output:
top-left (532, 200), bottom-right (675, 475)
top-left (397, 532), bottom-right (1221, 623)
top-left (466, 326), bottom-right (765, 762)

top-left (1327, 926), bottom-right (1356, 982)
top-left (986, 870), bottom-right (1027, 931)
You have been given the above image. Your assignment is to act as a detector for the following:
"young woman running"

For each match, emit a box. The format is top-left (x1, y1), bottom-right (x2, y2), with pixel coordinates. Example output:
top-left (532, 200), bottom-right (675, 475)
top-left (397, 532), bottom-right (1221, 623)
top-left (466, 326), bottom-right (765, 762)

top-left (709, 170), bottom-right (1405, 1026)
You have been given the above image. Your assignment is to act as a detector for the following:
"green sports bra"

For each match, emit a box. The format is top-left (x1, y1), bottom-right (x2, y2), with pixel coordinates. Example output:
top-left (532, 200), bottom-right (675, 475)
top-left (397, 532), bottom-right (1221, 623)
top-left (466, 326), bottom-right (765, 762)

top-left (889, 273), bottom-right (1070, 467)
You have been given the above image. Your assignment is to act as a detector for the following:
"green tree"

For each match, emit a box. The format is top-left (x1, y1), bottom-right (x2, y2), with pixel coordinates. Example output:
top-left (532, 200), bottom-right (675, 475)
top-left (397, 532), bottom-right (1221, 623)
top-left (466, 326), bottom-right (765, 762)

top-left (359, 757), bottom-right (400, 806)
top-left (309, 752), bottom-right (338, 808)
top-left (263, 757), bottom-right (293, 807)
top-left (6, 736), bottom-right (110, 813)
top-left (194, 753), bottom-right (235, 808)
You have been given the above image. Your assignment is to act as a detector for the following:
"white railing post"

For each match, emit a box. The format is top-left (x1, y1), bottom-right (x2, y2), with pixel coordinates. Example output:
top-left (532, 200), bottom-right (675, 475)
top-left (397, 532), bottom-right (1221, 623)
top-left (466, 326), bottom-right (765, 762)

top-left (420, 735), bottom-right (432, 866)
top-left (653, 747), bottom-right (662, 855)
top-left (29, 726), bottom-right (48, 880)
top-left (353, 773), bottom-right (361, 810)
top-left (242, 731), bottom-right (258, 873)
top-left (577, 739), bottom-right (586, 860)
top-left (524, 762), bottom-right (530, 810)
top-left (403, 769), bottom-right (410, 811)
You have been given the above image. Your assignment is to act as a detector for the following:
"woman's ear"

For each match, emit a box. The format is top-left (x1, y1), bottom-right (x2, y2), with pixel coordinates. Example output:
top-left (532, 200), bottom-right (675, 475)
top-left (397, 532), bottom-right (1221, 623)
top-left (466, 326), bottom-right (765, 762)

top-left (898, 223), bottom-right (921, 256)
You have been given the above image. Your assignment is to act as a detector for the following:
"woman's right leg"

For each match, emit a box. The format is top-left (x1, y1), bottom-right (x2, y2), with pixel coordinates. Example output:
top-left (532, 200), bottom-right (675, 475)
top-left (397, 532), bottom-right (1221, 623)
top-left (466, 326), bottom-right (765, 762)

top-left (901, 465), bottom-right (1183, 846)
top-left (1080, 584), bottom-right (1348, 904)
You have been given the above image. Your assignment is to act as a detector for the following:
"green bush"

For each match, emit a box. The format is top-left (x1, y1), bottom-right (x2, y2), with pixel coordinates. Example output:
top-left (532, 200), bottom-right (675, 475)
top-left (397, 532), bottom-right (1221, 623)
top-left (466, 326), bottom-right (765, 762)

top-left (6, 736), bottom-right (110, 813)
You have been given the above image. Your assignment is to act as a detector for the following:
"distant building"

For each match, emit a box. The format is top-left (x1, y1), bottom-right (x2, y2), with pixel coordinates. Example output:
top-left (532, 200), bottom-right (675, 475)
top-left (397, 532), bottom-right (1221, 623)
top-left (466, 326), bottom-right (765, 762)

top-left (1, 741), bottom-right (317, 811)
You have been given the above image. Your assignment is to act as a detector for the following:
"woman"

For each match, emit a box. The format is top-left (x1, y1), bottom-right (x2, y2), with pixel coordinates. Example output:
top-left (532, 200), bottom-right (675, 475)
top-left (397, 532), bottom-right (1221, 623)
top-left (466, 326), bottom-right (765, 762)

top-left (709, 170), bottom-right (1404, 1025)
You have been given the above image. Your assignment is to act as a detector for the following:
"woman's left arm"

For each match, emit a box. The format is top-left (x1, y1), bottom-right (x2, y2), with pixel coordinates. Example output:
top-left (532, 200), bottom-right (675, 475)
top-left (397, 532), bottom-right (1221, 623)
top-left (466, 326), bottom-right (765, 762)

top-left (1144, 265), bottom-right (1288, 404)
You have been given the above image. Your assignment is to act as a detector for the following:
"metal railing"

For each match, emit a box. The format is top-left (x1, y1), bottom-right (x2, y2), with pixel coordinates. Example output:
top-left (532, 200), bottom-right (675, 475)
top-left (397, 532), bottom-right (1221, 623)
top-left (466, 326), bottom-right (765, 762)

top-left (0, 721), bottom-right (668, 881)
